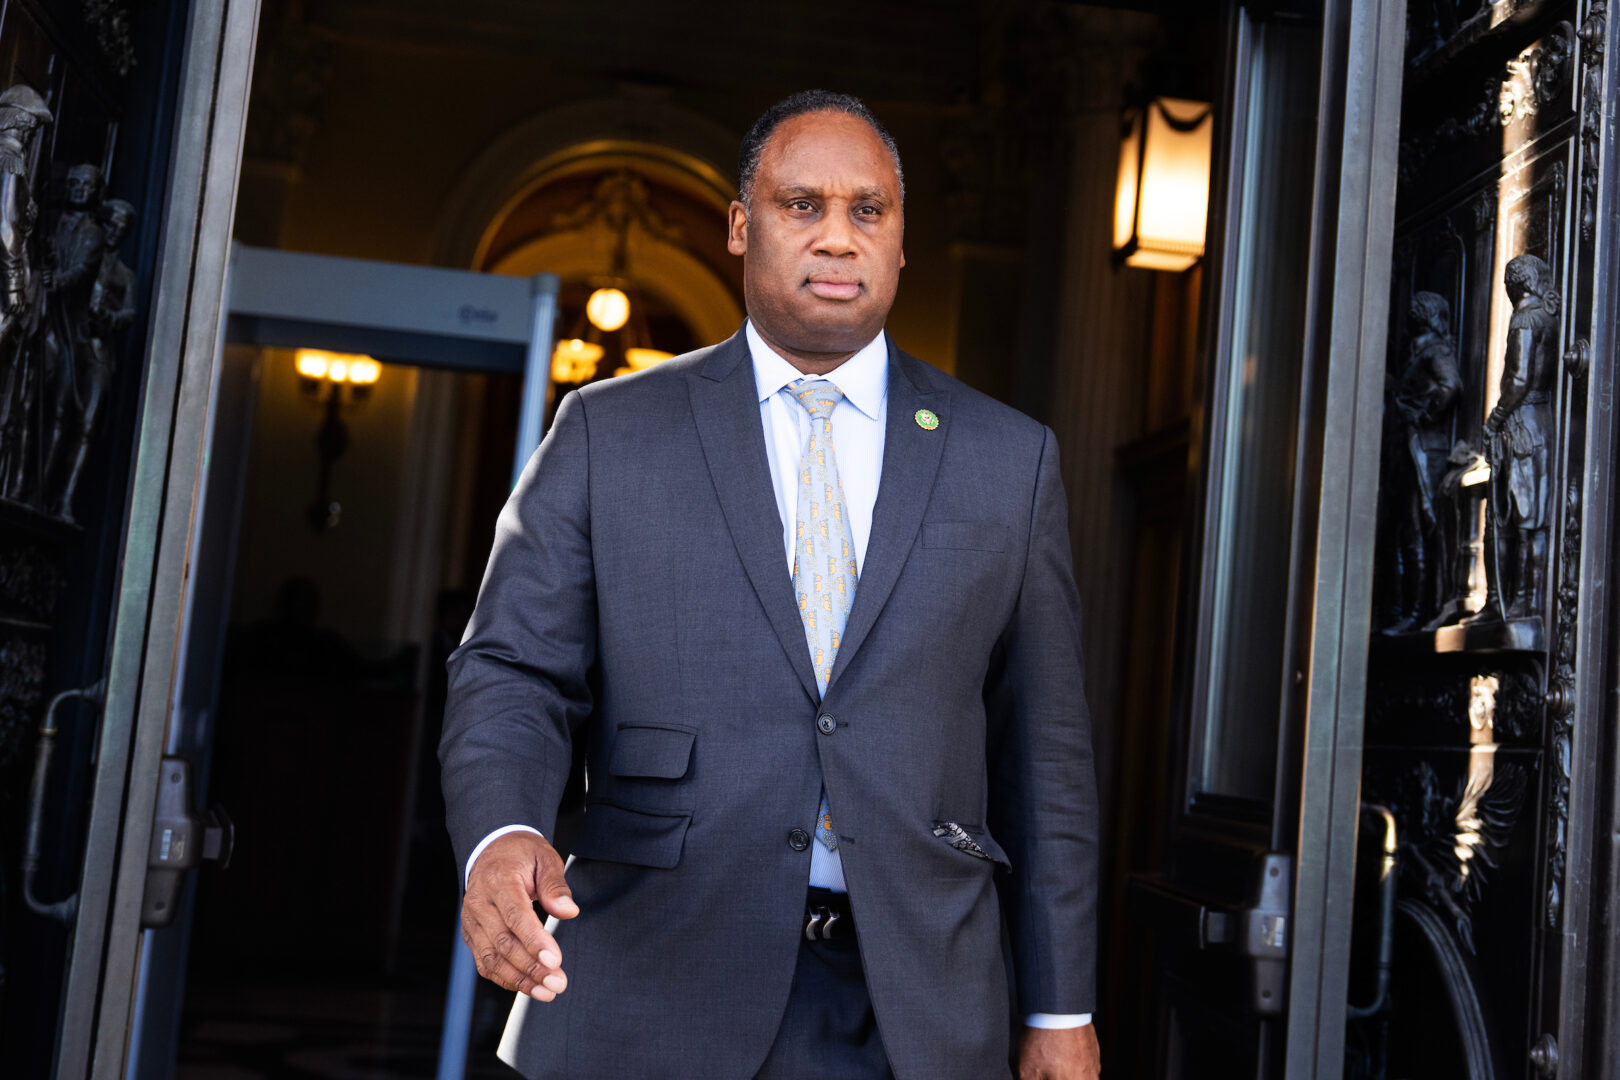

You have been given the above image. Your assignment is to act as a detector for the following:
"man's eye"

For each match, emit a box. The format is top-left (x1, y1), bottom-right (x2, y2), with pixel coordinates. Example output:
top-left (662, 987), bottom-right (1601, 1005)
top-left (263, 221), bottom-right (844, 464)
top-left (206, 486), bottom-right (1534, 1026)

top-left (856, 205), bottom-right (880, 216)
top-left (789, 200), bottom-right (814, 212)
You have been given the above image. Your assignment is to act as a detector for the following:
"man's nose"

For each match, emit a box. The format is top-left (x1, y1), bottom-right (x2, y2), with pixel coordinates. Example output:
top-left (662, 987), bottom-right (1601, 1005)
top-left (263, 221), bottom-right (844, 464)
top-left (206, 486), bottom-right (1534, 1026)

top-left (811, 207), bottom-right (857, 257)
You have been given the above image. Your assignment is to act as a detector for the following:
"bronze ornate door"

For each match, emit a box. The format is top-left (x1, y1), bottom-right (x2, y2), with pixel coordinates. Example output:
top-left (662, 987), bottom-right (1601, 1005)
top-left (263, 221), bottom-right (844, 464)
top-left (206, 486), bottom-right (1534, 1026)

top-left (1351, 1), bottom-right (1620, 1076)
top-left (1120, 0), bottom-right (1406, 1075)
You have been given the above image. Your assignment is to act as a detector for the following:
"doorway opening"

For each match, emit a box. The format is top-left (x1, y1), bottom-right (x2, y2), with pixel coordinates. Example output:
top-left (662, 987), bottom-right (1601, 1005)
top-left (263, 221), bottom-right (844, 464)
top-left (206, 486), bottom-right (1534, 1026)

top-left (176, 351), bottom-right (518, 1078)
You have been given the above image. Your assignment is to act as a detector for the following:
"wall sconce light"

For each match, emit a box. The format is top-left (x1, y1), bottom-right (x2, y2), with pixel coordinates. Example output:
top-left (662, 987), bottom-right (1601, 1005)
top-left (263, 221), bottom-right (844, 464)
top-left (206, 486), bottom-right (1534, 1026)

top-left (293, 349), bottom-right (380, 532)
top-left (1113, 97), bottom-right (1214, 272)
top-left (296, 348), bottom-right (382, 391)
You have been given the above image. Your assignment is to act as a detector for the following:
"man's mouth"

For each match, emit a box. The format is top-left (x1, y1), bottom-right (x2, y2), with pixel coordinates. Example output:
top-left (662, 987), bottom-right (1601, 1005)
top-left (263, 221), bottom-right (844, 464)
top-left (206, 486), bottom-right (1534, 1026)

top-left (806, 277), bottom-right (861, 301)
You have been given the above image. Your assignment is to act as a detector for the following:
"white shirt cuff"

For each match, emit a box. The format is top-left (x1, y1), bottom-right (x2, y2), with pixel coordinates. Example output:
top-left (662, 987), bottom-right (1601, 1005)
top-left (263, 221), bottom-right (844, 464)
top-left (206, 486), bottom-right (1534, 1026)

top-left (466, 824), bottom-right (544, 887)
top-left (1024, 1013), bottom-right (1092, 1029)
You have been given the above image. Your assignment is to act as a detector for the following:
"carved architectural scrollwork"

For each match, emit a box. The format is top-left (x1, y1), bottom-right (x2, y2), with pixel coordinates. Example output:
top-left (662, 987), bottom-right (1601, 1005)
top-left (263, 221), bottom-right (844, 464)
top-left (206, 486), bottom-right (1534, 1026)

top-left (0, 542), bottom-right (61, 623)
top-left (1366, 664), bottom-right (1542, 739)
top-left (1579, 1), bottom-right (1607, 239)
top-left (0, 630), bottom-right (46, 781)
top-left (81, 0), bottom-right (136, 77)
top-left (1409, 0), bottom-right (1551, 72)
top-left (1400, 23), bottom-right (1577, 184)
top-left (1545, 477), bottom-right (1581, 928)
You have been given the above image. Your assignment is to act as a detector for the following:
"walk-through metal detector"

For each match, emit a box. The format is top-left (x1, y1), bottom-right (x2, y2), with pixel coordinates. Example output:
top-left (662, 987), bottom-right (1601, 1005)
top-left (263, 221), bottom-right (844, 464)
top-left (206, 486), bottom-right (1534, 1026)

top-left (123, 244), bottom-right (558, 1080)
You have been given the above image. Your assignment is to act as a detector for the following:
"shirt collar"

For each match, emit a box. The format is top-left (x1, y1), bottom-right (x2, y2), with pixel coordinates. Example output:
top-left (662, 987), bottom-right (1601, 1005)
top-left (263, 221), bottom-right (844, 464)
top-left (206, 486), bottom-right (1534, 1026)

top-left (745, 319), bottom-right (888, 421)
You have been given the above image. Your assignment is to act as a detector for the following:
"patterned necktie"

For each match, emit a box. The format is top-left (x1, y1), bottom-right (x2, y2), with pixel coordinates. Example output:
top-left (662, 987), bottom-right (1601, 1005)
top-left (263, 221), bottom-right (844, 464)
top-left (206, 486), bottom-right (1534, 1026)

top-left (789, 379), bottom-right (857, 852)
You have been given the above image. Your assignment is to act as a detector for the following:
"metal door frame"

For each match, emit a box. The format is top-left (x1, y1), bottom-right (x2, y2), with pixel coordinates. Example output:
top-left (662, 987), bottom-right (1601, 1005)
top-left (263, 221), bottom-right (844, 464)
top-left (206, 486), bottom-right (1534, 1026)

top-left (55, 3), bottom-right (263, 1075)
top-left (1170, 0), bottom-right (1407, 1073)
top-left (1280, 0), bottom-right (1406, 1072)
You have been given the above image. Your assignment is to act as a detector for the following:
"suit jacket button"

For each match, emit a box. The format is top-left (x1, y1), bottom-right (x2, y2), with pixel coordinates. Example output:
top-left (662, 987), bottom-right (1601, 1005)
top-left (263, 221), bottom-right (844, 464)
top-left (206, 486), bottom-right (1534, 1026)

top-left (817, 713), bottom-right (836, 735)
top-left (788, 828), bottom-right (811, 851)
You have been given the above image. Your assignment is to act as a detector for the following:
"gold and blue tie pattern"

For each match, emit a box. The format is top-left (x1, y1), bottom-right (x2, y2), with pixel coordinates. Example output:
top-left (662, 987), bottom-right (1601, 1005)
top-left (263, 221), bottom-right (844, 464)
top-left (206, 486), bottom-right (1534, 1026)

top-left (790, 379), bottom-right (857, 852)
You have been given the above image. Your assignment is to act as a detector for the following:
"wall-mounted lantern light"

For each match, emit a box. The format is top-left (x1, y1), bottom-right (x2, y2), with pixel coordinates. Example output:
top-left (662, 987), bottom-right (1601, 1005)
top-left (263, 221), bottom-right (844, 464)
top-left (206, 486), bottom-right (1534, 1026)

top-left (293, 349), bottom-right (381, 532)
top-left (296, 348), bottom-right (382, 391)
top-left (1113, 97), bottom-right (1214, 272)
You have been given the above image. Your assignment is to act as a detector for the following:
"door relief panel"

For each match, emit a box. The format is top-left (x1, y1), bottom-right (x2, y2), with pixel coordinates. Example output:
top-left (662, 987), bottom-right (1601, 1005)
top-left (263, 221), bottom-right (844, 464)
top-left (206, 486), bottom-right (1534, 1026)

top-left (1361, 1), bottom-right (1599, 1075)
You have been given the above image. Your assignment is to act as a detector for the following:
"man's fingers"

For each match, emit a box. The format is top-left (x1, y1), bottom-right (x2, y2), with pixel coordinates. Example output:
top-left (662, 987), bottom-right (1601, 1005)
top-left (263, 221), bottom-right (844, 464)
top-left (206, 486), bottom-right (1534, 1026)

top-left (483, 894), bottom-right (564, 976)
top-left (536, 856), bottom-right (579, 919)
top-left (462, 907), bottom-right (568, 999)
top-left (460, 831), bottom-right (577, 996)
top-left (475, 943), bottom-right (558, 1001)
top-left (497, 890), bottom-right (559, 962)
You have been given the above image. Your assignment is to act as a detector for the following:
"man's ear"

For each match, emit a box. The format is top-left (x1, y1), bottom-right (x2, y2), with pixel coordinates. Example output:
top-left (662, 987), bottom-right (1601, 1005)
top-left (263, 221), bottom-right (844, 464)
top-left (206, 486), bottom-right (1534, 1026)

top-left (727, 201), bottom-right (749, 256)
top-left (900, 248), bottom-right (906, 269)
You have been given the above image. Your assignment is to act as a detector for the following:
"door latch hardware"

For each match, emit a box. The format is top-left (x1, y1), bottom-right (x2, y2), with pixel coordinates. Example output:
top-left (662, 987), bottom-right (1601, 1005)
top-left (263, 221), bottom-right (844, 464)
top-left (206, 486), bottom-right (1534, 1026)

top-left (141, 755), bottom-right (233, 928)
top-left (1242, 852), bottom-right (1291, 1016)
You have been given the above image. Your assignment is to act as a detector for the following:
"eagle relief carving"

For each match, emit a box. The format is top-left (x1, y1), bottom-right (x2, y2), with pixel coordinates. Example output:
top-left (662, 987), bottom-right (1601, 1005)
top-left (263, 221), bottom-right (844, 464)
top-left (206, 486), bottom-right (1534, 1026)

top-left (1380, 752), bottom-right (1527, 954)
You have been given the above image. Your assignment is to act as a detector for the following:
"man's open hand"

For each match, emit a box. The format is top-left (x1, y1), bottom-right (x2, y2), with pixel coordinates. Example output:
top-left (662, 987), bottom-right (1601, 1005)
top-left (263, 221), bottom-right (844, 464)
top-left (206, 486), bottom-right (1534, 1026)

top-left (1017, 1024), bottom-right (1101, 1080)
top-left (461, 831), bottom-right (578, 1002)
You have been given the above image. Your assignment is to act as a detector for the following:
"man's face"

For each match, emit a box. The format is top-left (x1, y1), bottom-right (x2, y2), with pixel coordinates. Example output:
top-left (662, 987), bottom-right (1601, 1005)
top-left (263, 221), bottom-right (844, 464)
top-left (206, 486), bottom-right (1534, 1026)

top-left (728, 111), bottom-right (905, 357)
top-left (66, 169), bottom-right (97, 207)
top-left (104, 208), bottom-right (131, 248)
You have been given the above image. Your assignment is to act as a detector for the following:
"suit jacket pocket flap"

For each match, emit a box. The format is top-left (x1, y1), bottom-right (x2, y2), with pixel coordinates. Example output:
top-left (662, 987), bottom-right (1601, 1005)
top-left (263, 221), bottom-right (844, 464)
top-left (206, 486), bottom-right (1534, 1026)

top-left (921, 521), bottom-right (1007, 552)
top-left (610, 724), bottom-right (695, 779)
top-left (573, 802), bottom-right (691, 869)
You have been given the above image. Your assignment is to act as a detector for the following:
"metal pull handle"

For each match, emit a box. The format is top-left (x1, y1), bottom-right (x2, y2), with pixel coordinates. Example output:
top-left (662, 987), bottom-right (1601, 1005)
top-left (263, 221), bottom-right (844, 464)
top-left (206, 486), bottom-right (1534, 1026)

top-left (1347, 803), bottom-right (1398, 1020)
top-left (22, 681), bottom-right (106, 923)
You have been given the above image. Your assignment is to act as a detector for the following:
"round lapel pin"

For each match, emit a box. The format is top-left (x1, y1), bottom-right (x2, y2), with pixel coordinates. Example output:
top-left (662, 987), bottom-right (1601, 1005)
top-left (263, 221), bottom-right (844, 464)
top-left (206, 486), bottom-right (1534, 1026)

top-left (914, 408), bottom-right (940, 431)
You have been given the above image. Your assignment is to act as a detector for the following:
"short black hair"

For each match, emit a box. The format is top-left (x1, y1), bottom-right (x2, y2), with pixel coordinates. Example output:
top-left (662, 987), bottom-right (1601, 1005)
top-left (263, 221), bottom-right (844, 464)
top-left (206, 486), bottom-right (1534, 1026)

top-left (737, 90), bottom-right (904, 209)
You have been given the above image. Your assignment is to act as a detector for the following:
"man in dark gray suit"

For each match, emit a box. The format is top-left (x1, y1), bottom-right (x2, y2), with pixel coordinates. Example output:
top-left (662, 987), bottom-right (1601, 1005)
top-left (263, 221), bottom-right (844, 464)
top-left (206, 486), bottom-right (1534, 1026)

top-left (442, 90), bottom-right (1102, 1080)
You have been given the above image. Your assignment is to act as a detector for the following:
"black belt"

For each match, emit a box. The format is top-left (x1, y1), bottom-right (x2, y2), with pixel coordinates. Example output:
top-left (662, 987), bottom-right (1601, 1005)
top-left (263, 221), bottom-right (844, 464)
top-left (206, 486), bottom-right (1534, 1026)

top-left (804, 887), bottom-right (855, 941)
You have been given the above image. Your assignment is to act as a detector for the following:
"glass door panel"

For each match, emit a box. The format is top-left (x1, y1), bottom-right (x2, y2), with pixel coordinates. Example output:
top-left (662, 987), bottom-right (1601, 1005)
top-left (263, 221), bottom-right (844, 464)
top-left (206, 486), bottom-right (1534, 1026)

top-left (1123, 0), bottom-right (1405, 1076)
top-left (1199, 19), bottom-right (1322, 804)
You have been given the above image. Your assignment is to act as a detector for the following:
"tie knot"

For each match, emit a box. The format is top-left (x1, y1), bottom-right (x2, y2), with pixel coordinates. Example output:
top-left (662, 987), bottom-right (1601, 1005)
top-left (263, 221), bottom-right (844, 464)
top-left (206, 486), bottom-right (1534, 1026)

top-left (792, 379), bottom-right (845, 420)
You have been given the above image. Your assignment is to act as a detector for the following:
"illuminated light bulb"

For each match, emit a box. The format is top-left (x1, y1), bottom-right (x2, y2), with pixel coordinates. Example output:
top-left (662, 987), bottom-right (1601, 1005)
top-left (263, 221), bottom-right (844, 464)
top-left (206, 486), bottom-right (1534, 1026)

top-left (295, 351), bottom-right (330, 379)
top-left (623, 348), bottom-right (674, 372)
top-left (586, 287), bottom-right (631, 332)
top-left (1114, 97), bottom-right (1213, 272)
top-left (551, 338), bottom-right (603, 383)
top-left (294, 348), bottom-right (379, 383)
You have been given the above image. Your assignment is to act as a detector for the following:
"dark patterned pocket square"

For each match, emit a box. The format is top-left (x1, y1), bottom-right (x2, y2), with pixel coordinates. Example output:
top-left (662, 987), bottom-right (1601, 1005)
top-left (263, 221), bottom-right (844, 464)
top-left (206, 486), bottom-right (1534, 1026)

top-left (932, 821), bottom-right (993, 861)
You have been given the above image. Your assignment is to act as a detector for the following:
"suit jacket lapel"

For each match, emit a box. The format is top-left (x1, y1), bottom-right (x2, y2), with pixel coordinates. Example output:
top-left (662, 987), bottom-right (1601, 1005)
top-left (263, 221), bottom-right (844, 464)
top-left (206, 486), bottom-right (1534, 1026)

top-left (829, 342), bottom-right (948, 690)
top-left (688, 331), bottom-right (820, 704)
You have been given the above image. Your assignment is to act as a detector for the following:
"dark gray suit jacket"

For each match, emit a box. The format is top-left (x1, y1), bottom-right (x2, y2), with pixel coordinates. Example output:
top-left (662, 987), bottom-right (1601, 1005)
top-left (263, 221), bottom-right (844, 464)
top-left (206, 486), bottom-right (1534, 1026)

top-left (441, 329), bottom-right (1098, 1080)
